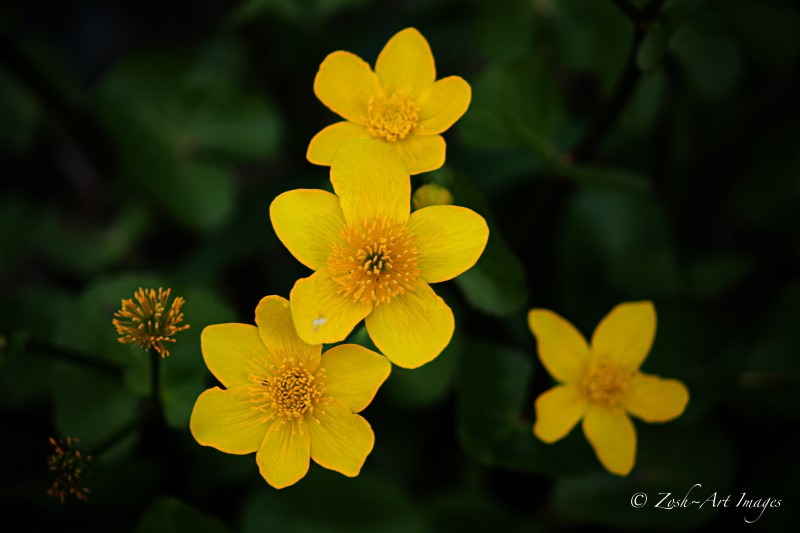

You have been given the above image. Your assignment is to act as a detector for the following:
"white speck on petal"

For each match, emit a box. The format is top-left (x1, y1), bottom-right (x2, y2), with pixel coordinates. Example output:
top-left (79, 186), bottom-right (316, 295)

top-left (312, 317), bottom-right (327, 331)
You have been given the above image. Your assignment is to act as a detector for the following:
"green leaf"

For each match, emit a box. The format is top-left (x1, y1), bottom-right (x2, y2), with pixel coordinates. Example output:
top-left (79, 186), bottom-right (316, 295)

top-left (456, 339), bottom-right (595, 474)
top-left (95, 51), bottom-right (282, 232)
top-left (458, 57), bottom-right (564, 162)
top-left (450, 174), bottom-right (528, 316)
top-left (50, 363), bottom-right (140, 451)
top-left (558, 188), bottom-right (680, 310)
top-left (137, 497), bottom-right (231, 533)
top-left (688, 253), bottom-right (753, 300)
top-left (671, 21), bottom-right (743, 100)
top-left (239, 470), bottom-right (426, 533)
top-left (0, 66), bottom-right (41, 152)
top-left (637, 0), bottom-right (709, 73)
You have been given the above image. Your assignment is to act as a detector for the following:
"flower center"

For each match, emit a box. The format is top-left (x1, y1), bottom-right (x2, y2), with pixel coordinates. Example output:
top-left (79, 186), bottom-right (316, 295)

top-left (328, 217), bottom-right (421, 306)
top-left (580, 360), bottom-right (633, 407)
top-left (367, 92), bottom-right (419, 141)
top-left (252, 355), bottom-right (324, 421)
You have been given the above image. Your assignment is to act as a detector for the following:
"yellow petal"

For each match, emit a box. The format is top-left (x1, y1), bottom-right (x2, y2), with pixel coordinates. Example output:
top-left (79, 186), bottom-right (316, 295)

top-left (290, 268), bottom-right (372, 345)
top-left (256, 420), bottom-right (311, 489)
top-left (533, 385), bottom-right (588, 444)
top-left (270, 189), bottom-right (346, 271)
top-left (407, 205), bottom-right (489, 283)
top-left (415, 76), bottom-right (471, 135)
top-left (308, 398), bottom-right (374, 477)
top-left (527, 309), bottom-right (590, 383)
top-left (591, 301), bottom-right (656, 370)
top-left (319, 344), bottom-right (391, 413)
top-left (623, 372), bottom-right (689, 423)
top-left (390, 133), bottom-right (445, 175)
top-left (190, 386), bottom-right (271, 454)
top-left (201, 323), bottom-right (270, 388)
top-left (375, 27), bottom-right (436, 98)
top-left (330, 139), bottom-right (410, 224)
top-left (365, 279), bottom-right (454, 369)
top-left (255, 295), bottom-right (322, 372)
top-left (582, 405), bottom-right (637, 476)
top-left (314, 51), bottom-right (381, 124)
top-left (307, 121), bottom-right (372, 166)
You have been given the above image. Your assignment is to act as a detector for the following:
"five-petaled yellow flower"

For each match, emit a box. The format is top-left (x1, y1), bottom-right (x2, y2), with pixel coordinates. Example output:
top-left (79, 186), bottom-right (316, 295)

top-left (271, 139), bottom-right (489, 369)
top-left (308, 27), bottom-right (471, 175)
top-left (528, 301), bottom-right (689, 476)
top-left (190, 295), bottom-right (390, 489)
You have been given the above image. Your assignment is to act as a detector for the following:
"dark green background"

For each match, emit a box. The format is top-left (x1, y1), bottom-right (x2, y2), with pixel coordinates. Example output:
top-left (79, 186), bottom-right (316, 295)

top-left (1, 0), bottom-right (798, 530)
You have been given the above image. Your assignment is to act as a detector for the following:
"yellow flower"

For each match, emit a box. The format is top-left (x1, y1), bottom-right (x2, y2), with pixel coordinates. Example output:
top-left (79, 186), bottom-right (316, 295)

top-left (190, 295), bottom-right (390, 489)
top-left (308, 27), bottom-right (472, 175)
top-left (412, 183), bottom-right (454, 210)
top-left (271, 139), bottom-right (489, 369)
top-left (112, 287), bottom-right (189, 357)
top-left (528, 301), bottom-right (689, 476)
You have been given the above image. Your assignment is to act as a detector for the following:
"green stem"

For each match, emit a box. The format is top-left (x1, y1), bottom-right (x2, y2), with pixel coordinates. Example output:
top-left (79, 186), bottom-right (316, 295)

top-left (149, 348), bottom-right (164, 423)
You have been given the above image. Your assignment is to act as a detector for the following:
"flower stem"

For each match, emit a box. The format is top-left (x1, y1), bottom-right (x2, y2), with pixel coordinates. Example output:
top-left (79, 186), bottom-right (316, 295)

top-left (149, 348), bottom-right (164, 424)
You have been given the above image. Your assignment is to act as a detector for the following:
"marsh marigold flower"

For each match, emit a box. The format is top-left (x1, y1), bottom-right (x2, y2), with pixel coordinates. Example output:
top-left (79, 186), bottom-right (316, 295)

top-left (271, 140), bottom-right (489, 369)
top-left (190, 295), bottom-right (390, 489)
top-left (528, 301), bottom-right (689, 476)
top-left (308, 27), bottom-right (471, 175)
top-left (113, 287), bottom-right (189, 357)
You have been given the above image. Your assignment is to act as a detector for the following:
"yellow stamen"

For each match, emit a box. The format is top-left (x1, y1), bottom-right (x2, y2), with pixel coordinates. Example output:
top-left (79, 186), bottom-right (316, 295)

top-left (249, 352), bottom-right (325, 423)
top-left (367, 92), bottom-right (419, 141)
top-left (580, 360), bottom-right (634, 407)
top-left (327, 217), bottom-right (421, 306)
top-left (112, 287), bottom-right (190, 358)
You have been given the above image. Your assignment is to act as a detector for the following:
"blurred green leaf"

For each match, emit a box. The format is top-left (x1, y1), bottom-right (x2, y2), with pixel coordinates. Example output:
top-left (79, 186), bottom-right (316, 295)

top-left (50, 363), bottom-right (140, 451)
top-left (637, 0), bottom-right (709, 73)
top-left (688, 253), bottom-right (753, 301)
top-left (137, 497), bottom-right (231, 533)
top-left (458, 56), bottom-right (564, 162)
top-left (240, 470), bottom-right (426, 533)
top-left (456, 339), bottom-right (595, 474)
top-left (558, 188), bottom-right (680, 310)
top-left (671, 21), bottom-right (743, 100)
top-left (37, 204), bottom-right (150, 277)
top-left (95, 50), bottom-right (281, 232)
top-left (477, 0), bottom-right (535, 62)
top-left (450, 174), bottom-right (528, 316)
top-left (548, 0), bottom-right (632, 94)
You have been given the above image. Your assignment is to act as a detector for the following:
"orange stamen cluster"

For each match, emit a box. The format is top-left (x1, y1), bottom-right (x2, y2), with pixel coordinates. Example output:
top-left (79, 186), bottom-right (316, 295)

top-left (47, 437), bottom-right (91, 504)
top-left (580, 359), bottom-right (634, 408)
top-left (328, 217), bottom-right (421, 306)
top-left (249, 352), bottom-right (327, 433)
top-left (367, 92), bottom-right (419, 141)
top-left (113, 287), bottom-right (190, 357)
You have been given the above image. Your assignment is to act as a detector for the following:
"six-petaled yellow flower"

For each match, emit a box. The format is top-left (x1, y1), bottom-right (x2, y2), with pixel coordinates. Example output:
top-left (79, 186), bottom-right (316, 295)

top-left (528, 301), bottom-right (689, 476)
top-left (271, 139), bottom-right (489, 368)
top-left (190, 295), bottom-right (390, 489)
top-left (308, 27), bottom-right (471, 175)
